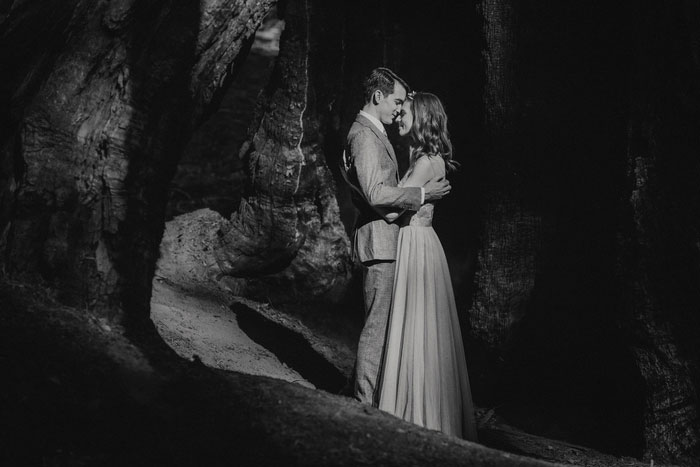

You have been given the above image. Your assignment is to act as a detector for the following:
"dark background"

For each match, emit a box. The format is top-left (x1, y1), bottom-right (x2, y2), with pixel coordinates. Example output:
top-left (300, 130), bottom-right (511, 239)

top-left (2, 0), bottom-right (697, 464)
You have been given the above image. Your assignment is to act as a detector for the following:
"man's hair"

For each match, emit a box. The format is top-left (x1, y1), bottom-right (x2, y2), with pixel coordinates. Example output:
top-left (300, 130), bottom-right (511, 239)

top-left (362, 67), bottom-right (410, 104)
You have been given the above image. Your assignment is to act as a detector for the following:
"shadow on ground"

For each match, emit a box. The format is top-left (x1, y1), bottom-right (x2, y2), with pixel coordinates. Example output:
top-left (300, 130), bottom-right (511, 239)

top-left (233, 302), bottom-right (348, 393)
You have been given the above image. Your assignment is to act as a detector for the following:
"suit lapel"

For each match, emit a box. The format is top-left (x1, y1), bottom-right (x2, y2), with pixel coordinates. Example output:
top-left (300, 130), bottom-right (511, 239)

top-left (355, 114), bottom-right (399, 174)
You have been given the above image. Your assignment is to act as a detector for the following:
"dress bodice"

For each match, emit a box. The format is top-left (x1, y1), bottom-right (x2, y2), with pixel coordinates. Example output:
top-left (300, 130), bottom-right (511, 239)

top-left (404, 202), bottom-right (434, 227)
top-left (398, 156), bottom-right (444, 227)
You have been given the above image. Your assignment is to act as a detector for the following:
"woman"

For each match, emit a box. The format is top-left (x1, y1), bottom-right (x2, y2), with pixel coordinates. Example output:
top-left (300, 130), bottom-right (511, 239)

top-left (377, 92), bottom-right (478, 441)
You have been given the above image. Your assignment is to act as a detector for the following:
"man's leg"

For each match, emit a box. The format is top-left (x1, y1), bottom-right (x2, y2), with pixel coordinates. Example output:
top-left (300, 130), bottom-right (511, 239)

top-left (354, 259), bottom-right (396, 405)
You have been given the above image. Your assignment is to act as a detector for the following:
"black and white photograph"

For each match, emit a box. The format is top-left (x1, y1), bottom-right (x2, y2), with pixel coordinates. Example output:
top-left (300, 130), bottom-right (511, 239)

top-left (1, 1), bottom-right (699, 466)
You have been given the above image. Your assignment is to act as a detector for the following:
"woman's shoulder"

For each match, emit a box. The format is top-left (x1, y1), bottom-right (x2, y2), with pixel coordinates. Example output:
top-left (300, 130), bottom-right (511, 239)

top-left (414, 154), bottom-right (445, 175)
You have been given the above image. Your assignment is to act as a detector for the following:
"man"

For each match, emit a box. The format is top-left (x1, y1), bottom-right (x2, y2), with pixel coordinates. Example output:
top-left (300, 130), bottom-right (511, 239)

top-left (343, 67), bottom-right (451, 405)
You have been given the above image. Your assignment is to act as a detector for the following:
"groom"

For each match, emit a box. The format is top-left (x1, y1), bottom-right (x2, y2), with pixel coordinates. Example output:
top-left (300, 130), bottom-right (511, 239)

top-left (343, 67), bottom-right (451, 405)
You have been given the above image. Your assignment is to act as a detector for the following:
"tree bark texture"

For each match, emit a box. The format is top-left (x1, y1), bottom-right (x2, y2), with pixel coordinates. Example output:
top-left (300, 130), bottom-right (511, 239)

top-left (154, 0), bottom-right (352, 304)
top-left (210, 0), bottom-right (352, 302)
top-left (0, 0), bottom-right (274, 321)
top-left (617, 1), bottom-right (700, 461)
top-left (471, 0), bottom-right (543, 376)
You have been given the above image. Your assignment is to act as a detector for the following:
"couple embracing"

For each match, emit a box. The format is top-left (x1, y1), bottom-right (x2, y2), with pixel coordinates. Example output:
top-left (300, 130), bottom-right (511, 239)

top-left (342, 67), bottom-right (478, 441)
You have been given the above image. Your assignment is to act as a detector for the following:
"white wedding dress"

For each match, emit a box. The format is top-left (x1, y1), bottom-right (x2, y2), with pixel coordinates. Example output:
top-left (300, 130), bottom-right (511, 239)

top-left (378, 155), bottom-right (478, 441)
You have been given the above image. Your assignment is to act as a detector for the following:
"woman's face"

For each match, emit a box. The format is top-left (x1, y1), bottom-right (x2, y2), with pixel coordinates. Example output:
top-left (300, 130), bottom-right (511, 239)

top-left (398, 101), bottom-right (413, 137)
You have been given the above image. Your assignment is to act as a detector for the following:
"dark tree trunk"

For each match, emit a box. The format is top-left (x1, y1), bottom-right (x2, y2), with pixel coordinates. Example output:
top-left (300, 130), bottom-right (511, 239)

top-left (158, 0), bottom-right (352, 306)
top-left (0, 0), bottom-right (275, 324)
top-left (617, 1), bottom-right (700, 462)
top-left (159, 0), bottom-right (415, 306)
top-left (210, 0), bottom-right (352, 302)
top-left (473, 0), bottom-right (700, 462)
top-left (471, 0), bottom-right (543, 392)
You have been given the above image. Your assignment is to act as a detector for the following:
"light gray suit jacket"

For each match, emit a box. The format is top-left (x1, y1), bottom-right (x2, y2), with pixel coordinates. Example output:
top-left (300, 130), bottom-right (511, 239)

top-left (345, 113), bottom-right (422, 263)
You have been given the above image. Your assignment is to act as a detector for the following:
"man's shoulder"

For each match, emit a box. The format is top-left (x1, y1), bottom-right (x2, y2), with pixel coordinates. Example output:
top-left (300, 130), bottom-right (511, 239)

top-left (348, 117), bottom-right (368, 133)
top-left (347, 120), bottom-right (379, 144)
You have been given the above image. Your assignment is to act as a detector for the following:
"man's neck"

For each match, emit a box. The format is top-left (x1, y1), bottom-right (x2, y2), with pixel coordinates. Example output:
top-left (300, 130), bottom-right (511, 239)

top-left (359, 106), bottom-right (386, 134)
top-left (361, 104), bottom-right (381, 121)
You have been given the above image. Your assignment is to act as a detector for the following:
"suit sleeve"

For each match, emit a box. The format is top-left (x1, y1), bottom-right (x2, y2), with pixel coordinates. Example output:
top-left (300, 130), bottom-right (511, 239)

top-left (351, 130), bottom-right (422, 212)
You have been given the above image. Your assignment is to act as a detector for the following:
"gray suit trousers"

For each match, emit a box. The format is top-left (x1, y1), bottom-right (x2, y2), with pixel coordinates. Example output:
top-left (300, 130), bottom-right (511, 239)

top-left (354, 259), bottom-right (396, 406)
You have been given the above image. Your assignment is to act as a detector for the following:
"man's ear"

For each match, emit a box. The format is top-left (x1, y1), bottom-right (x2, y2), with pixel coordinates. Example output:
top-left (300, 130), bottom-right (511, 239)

top-left (372, 90), bottom-right (383, 105)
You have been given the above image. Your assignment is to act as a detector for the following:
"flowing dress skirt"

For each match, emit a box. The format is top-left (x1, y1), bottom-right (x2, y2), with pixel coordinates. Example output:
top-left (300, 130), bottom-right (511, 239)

top-left (378, 225), bottom-right (478, 440)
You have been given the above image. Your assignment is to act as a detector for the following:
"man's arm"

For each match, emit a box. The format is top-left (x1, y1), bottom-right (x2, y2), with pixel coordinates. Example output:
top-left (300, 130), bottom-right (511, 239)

top-left (351, 129), bottom-right (422, 212)
top-left (341, 149), bottom-right (402, 223)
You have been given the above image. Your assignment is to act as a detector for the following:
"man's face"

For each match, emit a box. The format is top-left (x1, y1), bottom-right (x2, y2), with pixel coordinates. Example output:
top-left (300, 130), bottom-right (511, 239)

top-left (376, 82), bottom-right (406, 125)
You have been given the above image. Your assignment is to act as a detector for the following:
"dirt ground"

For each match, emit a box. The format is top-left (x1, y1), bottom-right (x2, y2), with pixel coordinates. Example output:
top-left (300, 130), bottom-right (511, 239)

top-left (147, 214), bottom-right (679, 467)
top-left (1, 274), bottom-right (560, 467)
top-left (151, 277), bottom-right (315, 389)
top-left (0, 238), bottom-right (680, 466)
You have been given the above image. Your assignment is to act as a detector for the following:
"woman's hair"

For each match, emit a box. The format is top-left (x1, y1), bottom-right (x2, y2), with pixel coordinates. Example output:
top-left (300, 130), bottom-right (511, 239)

top-left (406, 92), bottom-right (459, 172)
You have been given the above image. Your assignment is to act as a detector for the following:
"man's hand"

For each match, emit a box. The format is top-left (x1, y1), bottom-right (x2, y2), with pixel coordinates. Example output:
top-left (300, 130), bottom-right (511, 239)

top-left (342, 150), bottom-right (351, 171)
top-left (423, 176), bottom-right (451, 202)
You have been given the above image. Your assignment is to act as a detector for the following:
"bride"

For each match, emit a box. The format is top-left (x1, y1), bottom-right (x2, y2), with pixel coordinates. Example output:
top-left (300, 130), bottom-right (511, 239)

top-left (377, 92), bottom-right (478, 441)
